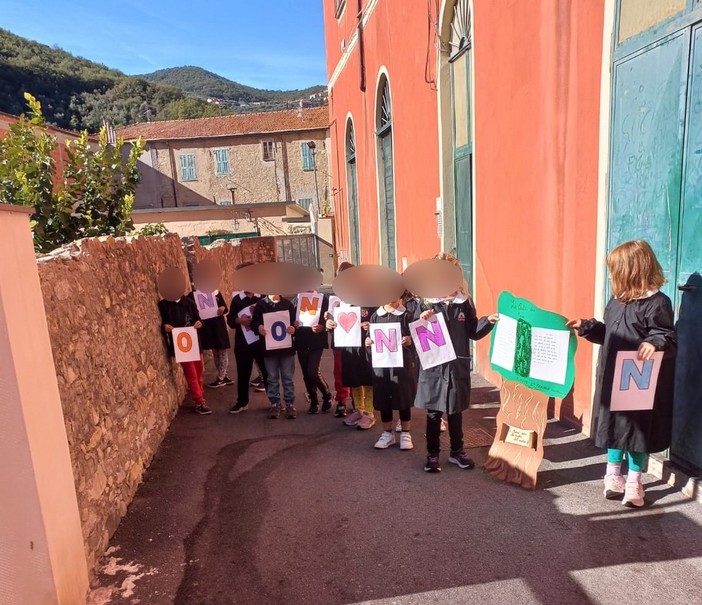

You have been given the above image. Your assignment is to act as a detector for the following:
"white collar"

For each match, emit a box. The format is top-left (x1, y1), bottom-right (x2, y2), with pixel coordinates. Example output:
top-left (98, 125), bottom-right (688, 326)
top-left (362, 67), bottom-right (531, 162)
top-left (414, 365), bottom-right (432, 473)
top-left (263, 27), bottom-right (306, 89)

top-left (376, 304), bottom-right (406, 317)
top-left (636, 289), bottom-right (659, 300)
top-left (427, 292), bottom-right (467, 304)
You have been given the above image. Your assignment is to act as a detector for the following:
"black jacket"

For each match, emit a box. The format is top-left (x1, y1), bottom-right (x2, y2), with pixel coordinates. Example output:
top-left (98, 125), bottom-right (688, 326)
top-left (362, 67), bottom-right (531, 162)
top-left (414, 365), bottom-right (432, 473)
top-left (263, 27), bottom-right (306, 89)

top-left (294, 293), bottom-right (330, 351)
top-left (227, 293), bottom-right (264, 354)
top-left (157, 297), bottom-right (202, 358)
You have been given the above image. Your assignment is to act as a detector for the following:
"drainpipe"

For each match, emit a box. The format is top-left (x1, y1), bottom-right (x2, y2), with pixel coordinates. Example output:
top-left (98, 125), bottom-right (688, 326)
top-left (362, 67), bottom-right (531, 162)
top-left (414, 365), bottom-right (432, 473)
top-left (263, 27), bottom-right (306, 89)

top-left (357, 0), bottom-right (366, 92)
top-left (167, 142), bottom-right (179, 207)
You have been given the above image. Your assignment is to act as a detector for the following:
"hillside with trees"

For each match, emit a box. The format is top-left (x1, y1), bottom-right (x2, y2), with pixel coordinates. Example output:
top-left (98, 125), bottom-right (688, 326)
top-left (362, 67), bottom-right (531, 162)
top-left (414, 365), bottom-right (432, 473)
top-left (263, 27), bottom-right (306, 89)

top-left (0, 29), bottom-right (326, 132)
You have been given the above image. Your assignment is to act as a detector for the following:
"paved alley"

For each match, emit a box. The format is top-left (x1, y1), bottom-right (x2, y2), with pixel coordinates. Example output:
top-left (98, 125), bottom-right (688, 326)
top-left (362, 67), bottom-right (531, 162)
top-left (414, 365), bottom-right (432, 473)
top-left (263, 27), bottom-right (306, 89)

top-left (89, 352), bottom-right (702, 605)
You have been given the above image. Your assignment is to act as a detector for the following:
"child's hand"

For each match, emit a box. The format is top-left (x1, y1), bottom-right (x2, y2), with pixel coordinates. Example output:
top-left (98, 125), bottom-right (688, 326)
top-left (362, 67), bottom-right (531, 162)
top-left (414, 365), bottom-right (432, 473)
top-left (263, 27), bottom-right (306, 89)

top-left (361, 321), bottom-right (370, 330)
top-left (326, 319), bottom-right (337, 330)
top-left (238, 315), bottom-right (252, 328)
top-left (287, 325), bottom-right (296, 335)
top-left (312, 324), bottom-right (324, 333)
top-left (566, 319), bottom-right (582, 330)
top-left (487, 313), bottom-right (499, 324)
top-left (217, 306), bottom-right (226, 316)
top-left (258, 326), bottom-right (267, 336)
top-left (401, 336), bottom-right (412, 347)
top-left (294, 320), bottom-right (302, 328)
top-left (365, 337), bottom-right (373, 347)
top-left (420, 310), bottom-right (434, 321)
top-left (194, 321), bottom-right (203, 329)
top-left (163, 323), bottom-right (173, 333)
top-left (638, 342), bottom-right (656, 360)
top-left (323, 311), bottom-right (332, 321)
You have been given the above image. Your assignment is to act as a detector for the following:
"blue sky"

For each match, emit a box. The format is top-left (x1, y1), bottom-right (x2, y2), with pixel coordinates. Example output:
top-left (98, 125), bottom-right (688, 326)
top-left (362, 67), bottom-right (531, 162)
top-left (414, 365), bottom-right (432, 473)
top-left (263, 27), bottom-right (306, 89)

top-left (2, 0), bottom-right (328, 90)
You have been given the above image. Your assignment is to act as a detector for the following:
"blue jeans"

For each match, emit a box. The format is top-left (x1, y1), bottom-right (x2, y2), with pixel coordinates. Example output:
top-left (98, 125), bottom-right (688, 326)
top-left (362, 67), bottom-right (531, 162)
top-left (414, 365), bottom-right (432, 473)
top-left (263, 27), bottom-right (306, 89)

top-left (264, 354), bottom-right (296, 405)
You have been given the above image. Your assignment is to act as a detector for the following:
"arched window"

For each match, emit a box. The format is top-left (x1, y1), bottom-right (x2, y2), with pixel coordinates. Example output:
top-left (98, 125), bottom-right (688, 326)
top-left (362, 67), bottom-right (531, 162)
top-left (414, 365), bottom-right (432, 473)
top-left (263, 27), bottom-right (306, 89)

top-left (376, 76), bottom-right (397, 270)
top-left (346, 119), bottom-right (360, 264)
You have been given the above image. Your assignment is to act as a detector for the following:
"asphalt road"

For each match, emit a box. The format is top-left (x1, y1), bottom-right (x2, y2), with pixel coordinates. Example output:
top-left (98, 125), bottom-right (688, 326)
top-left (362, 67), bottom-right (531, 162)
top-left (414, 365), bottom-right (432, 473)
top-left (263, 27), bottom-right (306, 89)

top-left (89, 352), bottom-right (702, 605)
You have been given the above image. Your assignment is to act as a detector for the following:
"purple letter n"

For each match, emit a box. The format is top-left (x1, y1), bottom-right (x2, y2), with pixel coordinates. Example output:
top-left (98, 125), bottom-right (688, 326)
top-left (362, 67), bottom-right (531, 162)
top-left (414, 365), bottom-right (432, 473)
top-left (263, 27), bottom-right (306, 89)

top-left (374, 328), bottom-right (398, 353)
top-left (416, 320), bottom-right (446, 353)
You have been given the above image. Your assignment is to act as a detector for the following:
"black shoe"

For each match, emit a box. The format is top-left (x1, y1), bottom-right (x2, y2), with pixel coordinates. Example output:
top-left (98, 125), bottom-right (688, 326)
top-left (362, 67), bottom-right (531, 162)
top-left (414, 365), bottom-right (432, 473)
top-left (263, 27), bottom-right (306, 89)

top-left (195, 403), bottom-right (213, 415)
top-left (286, 405), bottom-right (297, 419)
top-left (321, 396), bottom-right (332, 413)
top-left (221, 376), bottom-right (234, 386)
top-left (424, 455), bottom-right (441, 473)
top-left (207, 378), bottom-right (227, 388)
top-left (448, 451), bottom-right (475, 470)
top-left (229, 402), bottom-right (248, 414)
top-left (250, 375), bottom-right (263, 387)
top-left (307, 404), bottom-right (319, 415)
top-left (334, 403), bottom-right (347, 417)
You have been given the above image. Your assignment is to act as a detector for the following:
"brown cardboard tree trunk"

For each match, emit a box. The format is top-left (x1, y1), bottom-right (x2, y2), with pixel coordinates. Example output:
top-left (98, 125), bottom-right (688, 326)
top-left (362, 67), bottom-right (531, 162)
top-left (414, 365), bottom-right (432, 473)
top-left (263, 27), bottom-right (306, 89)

top-left (484, 380), bottom-right (548, 490)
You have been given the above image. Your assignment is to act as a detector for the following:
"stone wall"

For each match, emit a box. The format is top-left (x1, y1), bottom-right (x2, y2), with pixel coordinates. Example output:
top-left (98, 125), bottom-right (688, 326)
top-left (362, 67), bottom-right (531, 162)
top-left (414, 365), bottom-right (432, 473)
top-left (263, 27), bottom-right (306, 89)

top-left (35, 233), bottom-right (276, 576)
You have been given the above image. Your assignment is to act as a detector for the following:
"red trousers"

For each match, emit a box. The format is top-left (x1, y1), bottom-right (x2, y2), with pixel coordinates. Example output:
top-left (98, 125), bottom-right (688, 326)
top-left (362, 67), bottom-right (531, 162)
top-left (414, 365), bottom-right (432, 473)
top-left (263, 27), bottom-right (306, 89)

top-left (180, 358), bottom-right (204, 403)
top-left (333, 349), bottom-right (350, 403)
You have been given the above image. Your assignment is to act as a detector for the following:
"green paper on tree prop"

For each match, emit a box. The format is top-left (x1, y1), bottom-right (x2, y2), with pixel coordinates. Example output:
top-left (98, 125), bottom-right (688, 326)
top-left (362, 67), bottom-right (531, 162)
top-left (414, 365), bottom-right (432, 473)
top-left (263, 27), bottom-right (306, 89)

top-left (489, 292), bottom-right (577, 399)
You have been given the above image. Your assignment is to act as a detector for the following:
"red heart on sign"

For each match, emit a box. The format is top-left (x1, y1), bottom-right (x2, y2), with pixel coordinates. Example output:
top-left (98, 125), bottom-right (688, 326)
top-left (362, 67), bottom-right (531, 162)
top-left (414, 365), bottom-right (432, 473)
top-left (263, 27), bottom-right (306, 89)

top-left (338, 311), bottom-right (358, 333)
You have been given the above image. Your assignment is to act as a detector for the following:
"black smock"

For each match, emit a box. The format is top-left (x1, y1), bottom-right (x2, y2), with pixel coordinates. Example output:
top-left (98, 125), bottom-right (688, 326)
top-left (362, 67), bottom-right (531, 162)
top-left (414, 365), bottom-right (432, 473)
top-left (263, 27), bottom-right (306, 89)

top-left (340, 306), bottom-right (375, 388)
top-left (369, 306), bottom-right (418, 412)
top-left (189, 291), bottom-right (230, 350)
top-left (413, 296), bottom-right (494, 414)
top-left (250, 296), bottom-right (296, 357)
top-left (579, 291), bottom-right (676, 453)
top-left (157, 297), bottom-right (203, 358)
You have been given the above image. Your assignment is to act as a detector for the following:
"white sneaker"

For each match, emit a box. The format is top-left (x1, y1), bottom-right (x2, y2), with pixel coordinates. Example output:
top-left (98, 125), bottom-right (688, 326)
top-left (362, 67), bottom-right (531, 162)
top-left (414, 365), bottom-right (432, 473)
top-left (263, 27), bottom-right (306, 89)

top-left (399, 432), bottom-right (413, 450)
top-left (374, 431), bottom-right (396, 449)
top-left (440, 417), bottom-right (447, 432)
top-left (395, 419), bottom-right (402, 432)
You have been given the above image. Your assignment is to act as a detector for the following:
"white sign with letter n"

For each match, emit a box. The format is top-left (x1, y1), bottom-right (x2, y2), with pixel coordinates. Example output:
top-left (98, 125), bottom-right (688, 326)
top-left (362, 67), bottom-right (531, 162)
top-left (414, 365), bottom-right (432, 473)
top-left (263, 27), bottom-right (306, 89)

top-left (369, 322), bottom-right (403, 368)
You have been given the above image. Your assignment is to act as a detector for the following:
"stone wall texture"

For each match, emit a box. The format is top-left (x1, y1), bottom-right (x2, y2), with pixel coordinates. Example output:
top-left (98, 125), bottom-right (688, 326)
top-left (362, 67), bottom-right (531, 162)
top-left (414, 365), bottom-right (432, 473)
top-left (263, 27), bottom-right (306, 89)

top-left (35, 233), bottom-right (276, 576)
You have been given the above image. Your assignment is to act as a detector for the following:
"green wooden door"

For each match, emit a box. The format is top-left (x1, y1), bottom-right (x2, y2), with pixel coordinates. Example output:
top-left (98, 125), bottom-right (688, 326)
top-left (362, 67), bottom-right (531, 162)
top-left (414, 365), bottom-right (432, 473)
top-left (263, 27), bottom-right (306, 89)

top-left (347, 157), bottom-right (360, 265)
top-left (672, 25), bottom-right (702, 470)
top-left (454, 149), bottom-right (472, 284)
top-left (379, 132), bottom-right (397, 270)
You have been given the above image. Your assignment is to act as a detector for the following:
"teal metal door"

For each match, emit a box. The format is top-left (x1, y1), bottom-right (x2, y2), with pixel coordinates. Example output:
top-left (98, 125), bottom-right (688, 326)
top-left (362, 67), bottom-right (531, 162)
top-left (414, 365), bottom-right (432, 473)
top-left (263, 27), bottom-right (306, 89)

top-left (454, 150), bottom-right (472, 284)
top-left (608, 31), bottom-right (689, 290)
top-left (609, 26), bottom-right (702, 469)
top-left (672, 25), bottom-right (702, 470)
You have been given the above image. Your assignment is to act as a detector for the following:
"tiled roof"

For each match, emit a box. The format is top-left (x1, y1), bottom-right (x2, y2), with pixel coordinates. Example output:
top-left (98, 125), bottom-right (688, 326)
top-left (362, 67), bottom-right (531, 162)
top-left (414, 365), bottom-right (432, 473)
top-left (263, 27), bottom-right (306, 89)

top-left (116, 106), bottom-right (329, 141)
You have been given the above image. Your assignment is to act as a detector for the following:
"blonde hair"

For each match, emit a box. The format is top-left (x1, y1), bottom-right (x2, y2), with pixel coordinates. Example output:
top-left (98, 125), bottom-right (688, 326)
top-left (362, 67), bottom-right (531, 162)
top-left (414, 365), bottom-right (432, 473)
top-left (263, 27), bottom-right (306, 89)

top-left (607, 240), bottom-right (665, 303)
top-left (433, 252), bottom-right (471, 299)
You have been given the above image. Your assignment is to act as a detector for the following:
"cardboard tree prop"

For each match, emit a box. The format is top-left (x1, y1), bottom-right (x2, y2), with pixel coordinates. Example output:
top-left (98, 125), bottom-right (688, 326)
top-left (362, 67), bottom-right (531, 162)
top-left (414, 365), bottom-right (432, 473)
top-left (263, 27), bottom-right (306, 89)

top-left (484, 292), bottom-right (577, 490)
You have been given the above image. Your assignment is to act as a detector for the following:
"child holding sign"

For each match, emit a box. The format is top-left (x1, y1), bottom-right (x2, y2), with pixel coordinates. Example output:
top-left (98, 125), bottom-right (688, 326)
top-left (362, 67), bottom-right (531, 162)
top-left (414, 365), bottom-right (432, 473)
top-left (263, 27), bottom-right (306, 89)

top-left (189, 289), bottom-right (232, 388)
top-left (251, 294), bottom-right (297, 419)
top-left (227, 284), bottom-right (267, 414)
top-left (567, 240), bottom-right (676, 508)
top-left (415, 253), bottom-right (498, 472)
top-left (158, 295), bottom-right (210, 415)
top-left (295, 291), bottom-right (333, 414)
top-left (365, 296), bottom-right (418, 450)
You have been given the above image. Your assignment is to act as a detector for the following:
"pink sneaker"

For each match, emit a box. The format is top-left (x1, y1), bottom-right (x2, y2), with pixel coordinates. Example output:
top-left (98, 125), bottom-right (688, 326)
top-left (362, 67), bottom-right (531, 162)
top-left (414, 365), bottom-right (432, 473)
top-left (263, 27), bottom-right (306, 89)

top-left (603, 474), bottom-right (626, 500)
top-left (622, 480), bottom-right (645, 508)
top-left (356, 412), bottom-right (376, 430)
top-left (343, 409), bottom-right (363, 427)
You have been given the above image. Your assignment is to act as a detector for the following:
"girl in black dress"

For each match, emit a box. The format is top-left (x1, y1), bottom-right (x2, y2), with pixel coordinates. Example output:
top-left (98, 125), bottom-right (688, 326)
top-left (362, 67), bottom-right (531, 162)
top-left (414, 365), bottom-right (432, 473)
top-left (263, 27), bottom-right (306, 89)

top-left (568, 240), bottom-right (676, 508)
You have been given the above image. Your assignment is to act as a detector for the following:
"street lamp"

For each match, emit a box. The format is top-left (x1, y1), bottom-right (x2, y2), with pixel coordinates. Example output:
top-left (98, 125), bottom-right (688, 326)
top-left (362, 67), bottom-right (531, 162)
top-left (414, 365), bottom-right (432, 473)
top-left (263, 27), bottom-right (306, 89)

top-left (307, 140), bottom-right (321, 236)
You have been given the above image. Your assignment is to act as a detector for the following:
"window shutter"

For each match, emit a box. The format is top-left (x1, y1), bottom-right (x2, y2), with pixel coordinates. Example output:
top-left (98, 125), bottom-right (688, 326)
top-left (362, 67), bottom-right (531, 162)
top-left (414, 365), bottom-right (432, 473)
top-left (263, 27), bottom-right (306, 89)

top-left (302, 143), bottom-right (315, 171)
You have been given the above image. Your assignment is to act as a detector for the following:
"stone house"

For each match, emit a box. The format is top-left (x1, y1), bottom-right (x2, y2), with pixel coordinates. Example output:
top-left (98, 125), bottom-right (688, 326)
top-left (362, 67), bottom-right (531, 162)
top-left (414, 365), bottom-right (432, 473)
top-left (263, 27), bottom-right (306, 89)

top-left (116, 106), bottom-right (332, 239)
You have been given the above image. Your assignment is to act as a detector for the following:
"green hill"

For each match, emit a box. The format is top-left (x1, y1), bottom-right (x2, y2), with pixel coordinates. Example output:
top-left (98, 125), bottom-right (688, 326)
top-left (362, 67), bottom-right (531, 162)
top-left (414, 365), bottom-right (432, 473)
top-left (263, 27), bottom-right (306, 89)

top-left (0, 29), bottom-right (326, 132)
top-left (140, 66), bottom-right (326, 104)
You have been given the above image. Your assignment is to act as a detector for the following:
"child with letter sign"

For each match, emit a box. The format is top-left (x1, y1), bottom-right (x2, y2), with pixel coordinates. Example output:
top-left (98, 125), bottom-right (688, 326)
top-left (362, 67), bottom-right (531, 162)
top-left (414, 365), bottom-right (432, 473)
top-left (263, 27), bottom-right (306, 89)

top-left (414, 253), bottom-right (498, 473)
top-left (251, 294), bottom-right (297, 419)
top-left (365, 294), bottom-right (418, 450)
top-left (158, 295), bottom-right (210, 415)
top-left (568, 240), bottom-right (676, 508)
